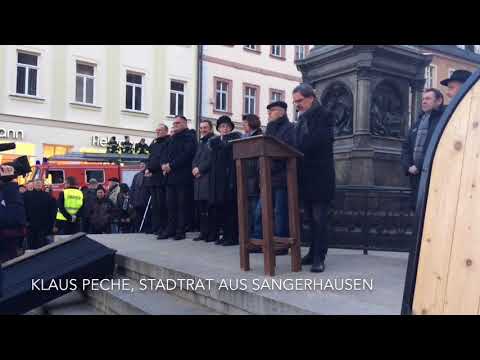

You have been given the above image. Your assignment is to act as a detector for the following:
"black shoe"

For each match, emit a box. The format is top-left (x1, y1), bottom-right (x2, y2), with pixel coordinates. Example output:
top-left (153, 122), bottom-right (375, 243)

top-left (157, 232), bottom-right (175, 240)
top-left (301, 252), bottom-right (314, 265)
top-left (174, 233), bottom-right (186, 240)
top-left (222, 239), bottom-right (238, 246)
top-left (193, 234), bottom-right (206, 241)
top-left (215, 237), bottom-right (224, 245)
top-left (310, 260), bottom-right (325, 273)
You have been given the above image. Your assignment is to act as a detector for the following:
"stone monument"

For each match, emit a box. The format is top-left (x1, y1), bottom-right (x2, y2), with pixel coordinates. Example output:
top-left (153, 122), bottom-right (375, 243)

top-left (296, 45), bottom-right (432, 251)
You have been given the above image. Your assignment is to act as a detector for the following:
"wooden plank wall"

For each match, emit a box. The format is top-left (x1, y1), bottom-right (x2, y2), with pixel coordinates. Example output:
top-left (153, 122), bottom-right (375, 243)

top-left (413, 80), bottom-right (480, 314)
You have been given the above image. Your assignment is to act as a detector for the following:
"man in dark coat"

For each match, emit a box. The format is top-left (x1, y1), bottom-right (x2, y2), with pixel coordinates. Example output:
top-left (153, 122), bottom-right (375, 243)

top-left (88, 186), bottom-right (114, 234)
top-left (208, 115), bottom-right (243, 246)
top-left (293, 83), bottom-right (336, 273)
top-left (0, 166), bottom-right (26, 263)
top-left (135, 138), bottom-right (150, 155)
top-left (130, 162), bottom-right (151, 232)
top-left (24, 179), bottom-right (57, 249)
top-left (81, 178), bottom-right (99, 233)
top-left (251, 102), bottom-right (295, 257)
top-left (192, 119), bottom-right (215, 241)
top-left (401, 88), bottom-right (445, 208)
top-left (242, 114), bottom-right (263, 240)
top-left (147, 124), bottom-right (170, 237)
top-left (158, 116), bottom-right (197, 240)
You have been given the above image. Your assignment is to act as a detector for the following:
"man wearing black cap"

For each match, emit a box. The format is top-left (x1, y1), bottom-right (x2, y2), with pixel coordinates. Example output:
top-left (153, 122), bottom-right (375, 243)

top-left (252, 101), bottom-right (295, 255)
top-left (441, 69), bottom-right (472, 99)
top-left (208, 115), bottom-right (242, 245)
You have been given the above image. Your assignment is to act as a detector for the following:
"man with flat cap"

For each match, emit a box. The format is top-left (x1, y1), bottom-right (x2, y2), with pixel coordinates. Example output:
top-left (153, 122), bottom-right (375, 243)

top-left (251, 101), bottom-right (295, 255)
top-left (441, 69), bottom-right (472, 100)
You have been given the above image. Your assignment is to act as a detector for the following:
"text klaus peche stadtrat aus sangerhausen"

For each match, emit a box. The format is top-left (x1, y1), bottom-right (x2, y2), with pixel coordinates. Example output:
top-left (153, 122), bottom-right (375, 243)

top-left (31, 277), bottom-right (374, 292)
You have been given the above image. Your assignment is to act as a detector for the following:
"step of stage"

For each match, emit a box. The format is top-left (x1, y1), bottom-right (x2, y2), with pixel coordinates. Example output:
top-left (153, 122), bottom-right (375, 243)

top-left (89, 233), bottom-right (409, 315)
top-left (86, 277), bottom-right (219, 315)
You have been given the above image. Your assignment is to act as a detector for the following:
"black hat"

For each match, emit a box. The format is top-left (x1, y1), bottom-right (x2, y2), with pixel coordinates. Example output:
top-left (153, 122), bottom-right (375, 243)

top-left (216, 115), bottom-right (235, 131)
top-left (440, 70), bottom-right (472, 86)
top-left (267, 101), bottom-right (288, 110)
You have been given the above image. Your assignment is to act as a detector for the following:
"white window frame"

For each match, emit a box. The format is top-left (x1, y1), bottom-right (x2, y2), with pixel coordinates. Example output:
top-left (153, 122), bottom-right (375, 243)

top-left (456, 45), bottom-right (466, 50)
top-left (424, 64), bottom-right (437, 89)
top-left (271, 45), bottom-right (282, 57)
top-left (244, 86), bottom-right (256, 114)
top-left (75, 61), bottom-right (96, 105)
top-left (16, 51), bottom-right (39, 97)
top-left (295, 45), bottom-right (306, 60)
top-left (215, 80), bottom-right (229, 112)
top-left (169, 80), bottom-right (186, 116)
top-left (125, 71), bottom-right (144, 112)
top-left (244, 45), bottom-right (257, 51)
top-left (474, 45), bottom-right (480, 54)
top-left (271, 90), bottom-right (283, 102)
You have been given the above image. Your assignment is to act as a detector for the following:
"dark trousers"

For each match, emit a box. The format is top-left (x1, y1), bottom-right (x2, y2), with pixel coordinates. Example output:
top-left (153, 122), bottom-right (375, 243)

top-left (166, 184), bottom-right (188, 235)
top-left (27, 228), bottom-right (49, 250)
top-left (211, 197), bottom-right (239, 244)
top-left (196, 200), bottom-right (215, 238)
top-left (151, 186), bottom-right (167, 234)
top-left (252, 188), bottom-right (289, 239)
top-left (56, 220), bottom-right (80, 235)
top-left (409, 175), bottom-right (421, 210)
top-left (303, 200), bottom-right (330, 262)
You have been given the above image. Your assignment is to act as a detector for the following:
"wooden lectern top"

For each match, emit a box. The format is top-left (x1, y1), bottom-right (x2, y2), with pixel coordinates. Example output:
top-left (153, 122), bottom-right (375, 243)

top-left (231, 135), bottom-right (303, 160)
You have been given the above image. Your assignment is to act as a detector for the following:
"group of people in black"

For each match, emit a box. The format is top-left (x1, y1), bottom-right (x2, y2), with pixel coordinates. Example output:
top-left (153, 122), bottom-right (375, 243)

top-left (106, 135), bottom-right (150, 155)
top-left (144, 83), bottom-right (336, 273)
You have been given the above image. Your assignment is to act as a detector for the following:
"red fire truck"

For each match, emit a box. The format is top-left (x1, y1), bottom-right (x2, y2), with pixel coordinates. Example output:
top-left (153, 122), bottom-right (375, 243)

top-left (27, 152), bottom-right (148, 199)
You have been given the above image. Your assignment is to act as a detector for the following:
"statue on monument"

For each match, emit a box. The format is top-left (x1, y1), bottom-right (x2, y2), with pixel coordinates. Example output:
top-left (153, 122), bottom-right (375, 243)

top-left (370, 82), bottom-right (404, 138)
top-left (321, 83), bottom-right (353, 136)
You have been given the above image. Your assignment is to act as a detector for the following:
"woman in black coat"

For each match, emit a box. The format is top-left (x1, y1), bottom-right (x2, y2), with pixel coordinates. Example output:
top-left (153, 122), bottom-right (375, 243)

top-left (208, 116), bottom-right (242, 245)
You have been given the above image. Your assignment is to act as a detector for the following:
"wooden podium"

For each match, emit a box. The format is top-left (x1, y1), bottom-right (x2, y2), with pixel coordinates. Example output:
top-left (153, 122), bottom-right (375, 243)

top-left (232, 135), bottom-right (304, 276)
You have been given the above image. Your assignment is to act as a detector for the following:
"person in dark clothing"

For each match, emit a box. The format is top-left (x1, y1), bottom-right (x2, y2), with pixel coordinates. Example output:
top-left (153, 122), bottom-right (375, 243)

top-left (147, 124), bottom-right (170, 237)
top-left (24, 179), bottom-right (57, 249)
top-left (55, 176), bottom-right (84, 235)
top-left (293, 84), bottom-right (336, 273)
top-left (252, 102), bottom-right (295, 257)
top-left (81, 178), bottom-right (99, 233)
top-left (116, 183), bottom-right (136, 233)
top-left (208, 115), bottom-right (243, 246)
top-left (401, 88), bottom-right (445, 208)
top-left (130, 162), bottom-right (151, 232)
top-left (0, 166), bottom-right (27, 263)
top-left (158, 116), bottom-right (197, 240)
top-left (106, 136), bottom-right (120, 154)
top-left (135, 138), bottom-right (150, 155)
top-left (441, 69), bottom-right (472, 100)
top-left (44, 184), bottom-right (57, 244)
top-left (185, 128), bottom-right (198, 233)
top-left (192, 119), bottom-right (215, 241)
top-left (121, 135), bottom-right (134, 154)
top-left (88, 186), bottom-right (114, 234)
top-left (241, 114), bottom-right (263, 243)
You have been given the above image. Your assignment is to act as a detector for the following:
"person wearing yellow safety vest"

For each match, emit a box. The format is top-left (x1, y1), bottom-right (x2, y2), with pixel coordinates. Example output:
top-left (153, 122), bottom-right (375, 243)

top-left (55, 176), bottom-right (84, 235)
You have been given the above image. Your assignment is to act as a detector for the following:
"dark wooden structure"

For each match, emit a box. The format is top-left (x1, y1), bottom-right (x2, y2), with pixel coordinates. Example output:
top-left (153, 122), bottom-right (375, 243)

top-left (232, 135), bottom-right (303, 276)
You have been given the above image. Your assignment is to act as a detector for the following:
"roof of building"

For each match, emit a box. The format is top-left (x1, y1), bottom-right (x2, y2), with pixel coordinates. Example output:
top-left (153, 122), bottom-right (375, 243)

top-left (414, 45), bottom-right (480, 65)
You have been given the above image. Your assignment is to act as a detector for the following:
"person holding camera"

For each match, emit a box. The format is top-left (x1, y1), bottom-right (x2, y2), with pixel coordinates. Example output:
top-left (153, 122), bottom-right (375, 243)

top-left (55, 176), bottom-right (84, 235)
top-left (0, 165), bottom-right (27, 263)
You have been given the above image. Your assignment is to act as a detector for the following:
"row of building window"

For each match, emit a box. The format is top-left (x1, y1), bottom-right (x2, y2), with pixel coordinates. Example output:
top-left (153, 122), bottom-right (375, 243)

top-left (214, 77), bottom-right (286, 117)
top-left (15, 51), bottom-right (187, 117)
top-left (242, 45), bottom-right (308, 60)
top-left (456, 45), bottom-right (480, 54)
